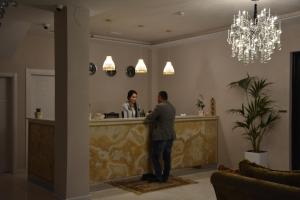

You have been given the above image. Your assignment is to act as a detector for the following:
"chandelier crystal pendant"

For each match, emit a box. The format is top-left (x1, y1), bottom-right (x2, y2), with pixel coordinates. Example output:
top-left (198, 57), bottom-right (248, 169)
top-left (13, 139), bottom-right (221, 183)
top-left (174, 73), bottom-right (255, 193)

top-left (227, 0), bottom-right (282, 64)
top-left (135, 59), bottom-right (147, 73)
top-left (102, 56), bottom-right (115, 71)
top-left (163, 61), bottom-right (175, 75)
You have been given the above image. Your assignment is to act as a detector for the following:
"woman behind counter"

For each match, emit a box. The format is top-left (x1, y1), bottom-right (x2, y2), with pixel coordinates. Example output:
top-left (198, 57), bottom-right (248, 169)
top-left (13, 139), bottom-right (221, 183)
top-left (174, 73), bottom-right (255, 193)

top-left (122, 90), bottom-right (141, 118)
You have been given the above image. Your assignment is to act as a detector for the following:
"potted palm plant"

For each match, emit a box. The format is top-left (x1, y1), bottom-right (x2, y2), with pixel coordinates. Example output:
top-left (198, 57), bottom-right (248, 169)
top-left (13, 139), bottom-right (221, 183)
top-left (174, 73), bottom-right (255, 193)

top-left (229, 74), bottom-right (280, 166)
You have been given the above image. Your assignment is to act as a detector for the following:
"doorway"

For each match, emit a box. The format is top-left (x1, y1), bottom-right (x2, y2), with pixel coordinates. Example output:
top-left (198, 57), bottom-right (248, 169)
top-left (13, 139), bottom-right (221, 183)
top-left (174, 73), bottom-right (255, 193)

top-left (291, 51), bottom-right (300, 170)
top-left (25, 68), bottom-right (55, 168)
top-left (0, 73), bottom-right (17, 174)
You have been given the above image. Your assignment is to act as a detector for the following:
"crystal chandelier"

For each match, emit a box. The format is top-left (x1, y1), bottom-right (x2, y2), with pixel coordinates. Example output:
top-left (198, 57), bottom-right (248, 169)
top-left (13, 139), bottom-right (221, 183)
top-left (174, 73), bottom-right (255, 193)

top-left (227, 0), bottom-right (282, 64)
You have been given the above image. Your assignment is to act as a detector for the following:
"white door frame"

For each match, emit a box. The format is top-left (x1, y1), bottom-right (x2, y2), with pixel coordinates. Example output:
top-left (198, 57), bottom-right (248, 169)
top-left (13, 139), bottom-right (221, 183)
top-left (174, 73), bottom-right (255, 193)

top-left (0, 73), bottom-right (18, 174)
top-left (25, 68), bottom-right (55, 169)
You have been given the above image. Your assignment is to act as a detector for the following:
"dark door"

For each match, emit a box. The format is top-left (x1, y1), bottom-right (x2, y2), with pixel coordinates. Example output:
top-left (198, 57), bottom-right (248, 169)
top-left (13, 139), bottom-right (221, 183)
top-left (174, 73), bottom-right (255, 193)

top-left (292, 52), bottom-right (300, 170)
top-left (0, 77), bottom-right (12, 173)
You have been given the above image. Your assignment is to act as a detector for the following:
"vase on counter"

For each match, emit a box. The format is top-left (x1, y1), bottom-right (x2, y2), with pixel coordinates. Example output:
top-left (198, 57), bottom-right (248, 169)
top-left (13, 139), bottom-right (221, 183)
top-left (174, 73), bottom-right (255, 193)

top-left (196, 94), bottom-right (205, 117)
top-left (34, 108), bottom-right (42, 119)
top-left (198, 108), bottom-right (205, 116)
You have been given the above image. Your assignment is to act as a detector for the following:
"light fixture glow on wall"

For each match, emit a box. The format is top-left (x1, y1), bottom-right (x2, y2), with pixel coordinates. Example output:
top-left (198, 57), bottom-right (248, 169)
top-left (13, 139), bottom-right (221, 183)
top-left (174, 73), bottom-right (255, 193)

top-left (135, 59), bottom-right (147, 73)
top-left (163, 61), bottom-right (175, 75)
top-left (102, 56), bottom-right (115, 71)
top-left (227, 0), bottom-right (282, 64)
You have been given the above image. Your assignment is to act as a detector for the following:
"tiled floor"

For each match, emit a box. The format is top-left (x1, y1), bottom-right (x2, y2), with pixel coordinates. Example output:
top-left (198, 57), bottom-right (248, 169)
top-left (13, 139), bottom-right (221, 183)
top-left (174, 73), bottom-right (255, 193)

top-left (0, 169), bottom-right (216, 200)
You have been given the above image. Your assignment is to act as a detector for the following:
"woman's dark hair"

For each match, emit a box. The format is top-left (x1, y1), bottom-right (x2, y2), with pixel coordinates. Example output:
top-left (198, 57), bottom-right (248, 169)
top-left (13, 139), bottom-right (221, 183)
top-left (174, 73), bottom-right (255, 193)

top-left (159, 91), bottom-right (168, 100)
top-left (127, 90), bottom-right (139, 117)
top-left (127, 90), bottom-right (137, 100)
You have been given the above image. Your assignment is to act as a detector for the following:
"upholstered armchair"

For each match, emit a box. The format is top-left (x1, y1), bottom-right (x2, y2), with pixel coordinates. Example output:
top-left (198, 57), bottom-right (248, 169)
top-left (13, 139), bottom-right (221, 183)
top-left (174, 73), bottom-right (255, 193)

top-left (211, 160), bottom-right (300, 200)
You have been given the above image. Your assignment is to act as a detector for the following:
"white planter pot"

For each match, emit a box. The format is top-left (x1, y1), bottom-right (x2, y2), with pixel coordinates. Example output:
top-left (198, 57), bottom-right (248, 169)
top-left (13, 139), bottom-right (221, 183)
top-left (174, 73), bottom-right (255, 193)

top-left (244, 151), bottom-right (268, 167)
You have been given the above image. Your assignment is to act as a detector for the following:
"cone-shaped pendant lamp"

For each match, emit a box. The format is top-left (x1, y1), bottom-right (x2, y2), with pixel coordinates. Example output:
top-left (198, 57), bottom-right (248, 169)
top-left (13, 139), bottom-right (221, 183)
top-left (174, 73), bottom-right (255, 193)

top-left (102, 56), bottom-right (115, 71)
top-left (163, 61), bottom-right (175, 75)
top-left (135, 59), bottom-right (147, 73)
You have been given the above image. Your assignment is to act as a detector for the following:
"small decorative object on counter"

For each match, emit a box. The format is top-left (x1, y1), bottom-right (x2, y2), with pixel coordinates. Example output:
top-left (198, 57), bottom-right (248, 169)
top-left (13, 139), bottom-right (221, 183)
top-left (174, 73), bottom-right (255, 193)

top-left (210, 97), bottom-right (216, 116)
top-left (34, 108), bottom-right (42, 119)
top-left (140, 109), bottom-right (145, 117)
top-left (93, 113), bottom-right (105, 120)
top-left (196, 94), bottom-right (205, 116)
top-left (198, 110), bottom-right (205, 116)
top-left (89, 103), bottom-right (92, 120)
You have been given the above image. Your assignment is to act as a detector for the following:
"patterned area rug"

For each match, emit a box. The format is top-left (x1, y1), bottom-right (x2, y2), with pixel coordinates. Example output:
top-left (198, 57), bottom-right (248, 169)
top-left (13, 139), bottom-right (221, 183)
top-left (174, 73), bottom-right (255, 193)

top-left (108, 176), bottom-right (197, 194)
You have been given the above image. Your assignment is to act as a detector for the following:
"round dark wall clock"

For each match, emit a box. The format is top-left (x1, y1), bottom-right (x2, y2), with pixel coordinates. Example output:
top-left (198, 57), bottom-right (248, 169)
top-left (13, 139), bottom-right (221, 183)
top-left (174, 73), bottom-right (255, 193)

top-left (126, 66), bottom-right (135, 77)
top-left (106, 70), bottom-right (117, 77)
top-left (89, 62), bottom-right (97, 75)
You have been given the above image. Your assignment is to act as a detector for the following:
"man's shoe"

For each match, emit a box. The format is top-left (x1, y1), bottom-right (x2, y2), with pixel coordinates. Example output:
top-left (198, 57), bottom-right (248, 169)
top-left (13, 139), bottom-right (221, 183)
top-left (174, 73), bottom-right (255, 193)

top-left (141, 173), bottom-right (156, 181)
top-left (162, 176), bottom-right (168, 182)
top-left (148, 176), bottom-right (163, 183)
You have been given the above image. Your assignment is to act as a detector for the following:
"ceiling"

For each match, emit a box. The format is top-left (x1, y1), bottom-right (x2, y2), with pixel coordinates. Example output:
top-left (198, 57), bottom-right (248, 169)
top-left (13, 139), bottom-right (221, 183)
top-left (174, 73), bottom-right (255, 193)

top-left (4, 0), bottom-right (300, 44)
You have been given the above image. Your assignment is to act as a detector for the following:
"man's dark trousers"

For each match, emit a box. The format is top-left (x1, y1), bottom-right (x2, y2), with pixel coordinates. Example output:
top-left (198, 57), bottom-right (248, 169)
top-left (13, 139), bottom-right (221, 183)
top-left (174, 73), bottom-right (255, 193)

top-left (151, 139), bottom-right (173, 182)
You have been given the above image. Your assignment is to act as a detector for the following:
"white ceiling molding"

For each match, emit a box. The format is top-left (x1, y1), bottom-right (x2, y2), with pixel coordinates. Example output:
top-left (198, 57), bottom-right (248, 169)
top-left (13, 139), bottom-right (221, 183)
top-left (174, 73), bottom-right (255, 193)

top-left (89, 34), bottom-right (151, 47)
top-left (280, 10), bottom-right (300, 21)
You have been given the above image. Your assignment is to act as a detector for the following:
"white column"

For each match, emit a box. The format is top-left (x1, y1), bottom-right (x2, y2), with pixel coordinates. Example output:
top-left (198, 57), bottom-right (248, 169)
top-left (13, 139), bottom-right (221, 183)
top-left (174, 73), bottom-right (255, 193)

top-left (54, 4), bottom-right (90, 200)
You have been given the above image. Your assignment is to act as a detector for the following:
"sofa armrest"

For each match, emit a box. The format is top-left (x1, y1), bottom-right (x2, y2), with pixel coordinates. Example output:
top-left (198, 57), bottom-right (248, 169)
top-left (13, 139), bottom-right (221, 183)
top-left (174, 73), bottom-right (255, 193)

top-left (211, 171), bottom-right (300, 200)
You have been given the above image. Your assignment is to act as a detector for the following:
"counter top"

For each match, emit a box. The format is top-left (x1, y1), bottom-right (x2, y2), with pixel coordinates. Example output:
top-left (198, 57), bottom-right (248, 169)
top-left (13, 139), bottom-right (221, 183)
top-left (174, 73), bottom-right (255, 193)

top-left (28, 115), bottom-right (218, 126)
top-left (27, 118), bottom-right (54, 125)
top-left (90, 115), bottom-right (218, 126)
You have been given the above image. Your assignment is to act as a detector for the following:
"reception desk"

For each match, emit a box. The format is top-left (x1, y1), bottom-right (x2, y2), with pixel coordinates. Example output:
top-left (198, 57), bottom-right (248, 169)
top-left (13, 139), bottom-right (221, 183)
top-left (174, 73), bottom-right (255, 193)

top-left (28, 116), bottom-right (218, 187)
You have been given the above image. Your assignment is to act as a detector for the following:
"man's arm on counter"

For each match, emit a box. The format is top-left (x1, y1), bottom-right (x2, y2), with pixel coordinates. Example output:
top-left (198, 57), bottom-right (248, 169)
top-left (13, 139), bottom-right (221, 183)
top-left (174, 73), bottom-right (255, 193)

top-left (144, 105), bottom-right (161, 123)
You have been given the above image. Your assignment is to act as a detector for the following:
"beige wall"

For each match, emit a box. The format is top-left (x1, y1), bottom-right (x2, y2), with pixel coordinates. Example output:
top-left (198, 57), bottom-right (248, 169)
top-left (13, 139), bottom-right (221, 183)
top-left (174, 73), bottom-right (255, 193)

top-left (152, 17), bottom-right (300, 170)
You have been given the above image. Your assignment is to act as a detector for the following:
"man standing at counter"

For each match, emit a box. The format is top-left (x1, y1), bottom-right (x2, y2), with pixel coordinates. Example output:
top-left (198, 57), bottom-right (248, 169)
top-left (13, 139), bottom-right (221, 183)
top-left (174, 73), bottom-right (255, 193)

top-left (145, 91), bottom-right (176, 182)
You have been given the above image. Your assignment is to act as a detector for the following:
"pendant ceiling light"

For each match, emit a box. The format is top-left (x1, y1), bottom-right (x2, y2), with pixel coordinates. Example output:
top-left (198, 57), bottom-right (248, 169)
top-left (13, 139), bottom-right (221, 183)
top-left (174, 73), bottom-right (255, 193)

top-left (163, 61), bottom-right (175, 75)
top-left (135, 59), bottom-right (147, 73)
top-left (102, 56), bottom-right (115, 71)
top-left (102, 19), bottom-right (116, 71)
top-left (227, 0), bottom-right (282, 64)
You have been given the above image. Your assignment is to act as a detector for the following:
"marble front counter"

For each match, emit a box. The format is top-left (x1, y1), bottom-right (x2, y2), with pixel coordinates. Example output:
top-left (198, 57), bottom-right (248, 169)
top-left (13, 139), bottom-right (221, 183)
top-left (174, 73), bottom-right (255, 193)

top-left (28, 116), bottom-right (218, 186)
top-left (90, 116), bottom-right (218, 184)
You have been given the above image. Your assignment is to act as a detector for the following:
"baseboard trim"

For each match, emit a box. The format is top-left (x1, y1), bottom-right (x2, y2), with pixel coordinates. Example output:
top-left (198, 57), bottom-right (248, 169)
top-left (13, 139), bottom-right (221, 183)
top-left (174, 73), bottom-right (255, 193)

top-left (54, 193), bottom-right (91, 200)
top-left (28, 175), bottom-right (53, 191)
